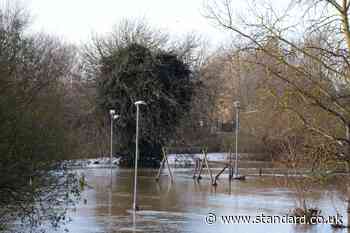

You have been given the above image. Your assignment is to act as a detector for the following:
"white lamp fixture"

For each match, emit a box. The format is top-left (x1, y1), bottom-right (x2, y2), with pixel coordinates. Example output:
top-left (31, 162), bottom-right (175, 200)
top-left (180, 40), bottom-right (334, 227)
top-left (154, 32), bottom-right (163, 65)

top-left (134, 100), bottom-right (146, 106)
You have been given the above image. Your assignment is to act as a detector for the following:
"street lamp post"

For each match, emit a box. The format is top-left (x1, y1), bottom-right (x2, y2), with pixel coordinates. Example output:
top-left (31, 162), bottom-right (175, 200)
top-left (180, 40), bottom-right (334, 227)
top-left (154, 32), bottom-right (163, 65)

top-left (133, 101), bottom-right (146, 211)
top-left (232, 101), bottom-right (246, 180)
top-left (108, 110), bottom-right (119, 230)
top-left (345, 124), bottom-right (350, 228)
top-left (109, 109), bottom-right (119, 169)
top-left (233, 101), bottom-right (240, 177)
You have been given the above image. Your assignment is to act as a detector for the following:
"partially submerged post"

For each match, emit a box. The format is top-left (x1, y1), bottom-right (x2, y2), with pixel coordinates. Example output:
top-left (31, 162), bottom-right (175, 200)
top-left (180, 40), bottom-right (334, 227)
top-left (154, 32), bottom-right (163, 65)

top-left (133, 100), bottom-right (146, 212)
top-left (213, 165), bottom-right (228, 186)
top-left (203, 148), bottom-right (214, 184)
top-left (194, 147), bottom-right (214, 185)
top-left (233, 100), bottom-right (245, 180)
top-left (155, 147), bottom-right (174, 182)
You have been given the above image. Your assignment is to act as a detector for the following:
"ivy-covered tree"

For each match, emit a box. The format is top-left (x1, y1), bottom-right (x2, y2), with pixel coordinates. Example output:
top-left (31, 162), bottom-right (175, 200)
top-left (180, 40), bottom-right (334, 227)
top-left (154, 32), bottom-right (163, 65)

top-left (96, 43), bottom-right (194, 166)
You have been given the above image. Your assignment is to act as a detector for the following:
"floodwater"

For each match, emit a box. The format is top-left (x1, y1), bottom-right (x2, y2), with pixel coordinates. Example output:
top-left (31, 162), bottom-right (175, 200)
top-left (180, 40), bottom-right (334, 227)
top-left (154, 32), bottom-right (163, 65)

top-left (66, 168), bottom-right (349, 233)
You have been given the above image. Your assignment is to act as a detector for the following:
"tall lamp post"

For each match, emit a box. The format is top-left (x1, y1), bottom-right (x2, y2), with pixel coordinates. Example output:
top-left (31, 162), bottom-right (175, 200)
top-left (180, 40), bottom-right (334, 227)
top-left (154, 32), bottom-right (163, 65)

top-left (233, 101), bottom-right (245, 180)
top-left (133, 101), bottom-right (146, 211)
top-left (109, 109), bottom-right (119, 169)
top-left (108, 110), bottom-right (119, 231)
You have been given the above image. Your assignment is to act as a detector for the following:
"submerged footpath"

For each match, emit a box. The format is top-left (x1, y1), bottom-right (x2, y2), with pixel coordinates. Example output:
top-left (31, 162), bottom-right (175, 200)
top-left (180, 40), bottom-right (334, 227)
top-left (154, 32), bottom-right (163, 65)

top-left (69, 152), bottom-right (349, 177)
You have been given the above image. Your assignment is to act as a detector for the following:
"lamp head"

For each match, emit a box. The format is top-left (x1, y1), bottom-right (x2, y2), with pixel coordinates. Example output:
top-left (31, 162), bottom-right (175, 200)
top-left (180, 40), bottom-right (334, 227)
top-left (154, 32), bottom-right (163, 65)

top-left (109, 109), bottom-right (116, 115)
top-left (113, 114), bottom-right (119, 120)
top-left (233, 101), bottom-right (240, 108)
top-left (199, 120), bottom-right (204, 127)
top-left (134, 100), bottom-right (146, 106)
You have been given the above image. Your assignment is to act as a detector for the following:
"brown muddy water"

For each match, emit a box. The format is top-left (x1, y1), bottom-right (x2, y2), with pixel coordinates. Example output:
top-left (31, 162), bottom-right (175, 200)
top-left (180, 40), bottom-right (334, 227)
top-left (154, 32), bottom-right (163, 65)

top-left (66, 168), bottom-right (349, 233)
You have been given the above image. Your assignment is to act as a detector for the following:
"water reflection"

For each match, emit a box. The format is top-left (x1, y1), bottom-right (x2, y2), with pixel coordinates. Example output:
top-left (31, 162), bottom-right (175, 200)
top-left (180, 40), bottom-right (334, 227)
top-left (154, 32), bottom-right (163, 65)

top-left (66, 168), bottom-right (349, 233)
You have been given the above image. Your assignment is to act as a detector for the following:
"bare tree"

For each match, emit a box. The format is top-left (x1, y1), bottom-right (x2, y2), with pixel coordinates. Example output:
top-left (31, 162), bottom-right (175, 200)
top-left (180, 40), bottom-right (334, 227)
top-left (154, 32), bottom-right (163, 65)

top-left (204, 0), bottom-right (350, 150)
top-left (204, 0), bottom-right (350, 224)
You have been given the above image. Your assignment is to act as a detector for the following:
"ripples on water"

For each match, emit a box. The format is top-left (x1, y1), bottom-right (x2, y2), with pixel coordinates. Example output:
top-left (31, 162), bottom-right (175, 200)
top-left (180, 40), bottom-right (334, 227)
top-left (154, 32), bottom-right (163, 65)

top-left (65, 168), bottom-right (348, 233)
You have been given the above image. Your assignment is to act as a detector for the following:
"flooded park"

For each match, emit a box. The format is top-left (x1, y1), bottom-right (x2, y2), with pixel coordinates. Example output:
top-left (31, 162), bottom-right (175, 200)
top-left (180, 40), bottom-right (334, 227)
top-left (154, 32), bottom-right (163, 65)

top-left (65, 166), bottom-right (349, 233)
top-left (2, 1), bottom-right (350, 233)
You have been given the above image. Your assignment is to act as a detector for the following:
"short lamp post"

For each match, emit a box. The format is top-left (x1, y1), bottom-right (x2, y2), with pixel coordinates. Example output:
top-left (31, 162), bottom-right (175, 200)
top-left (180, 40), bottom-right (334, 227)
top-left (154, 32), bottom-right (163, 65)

top-left (233, 101), bottom-right (240, 178)
top-left (133, 100), bottom-right (146, 211)
top-left (109, 109), bottom-right (119, 169)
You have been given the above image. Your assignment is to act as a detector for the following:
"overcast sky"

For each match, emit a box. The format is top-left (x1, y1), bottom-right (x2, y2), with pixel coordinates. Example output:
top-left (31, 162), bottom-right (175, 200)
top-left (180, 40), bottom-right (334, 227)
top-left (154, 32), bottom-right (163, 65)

top-left (26, 0), bottom-right (286, 47)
